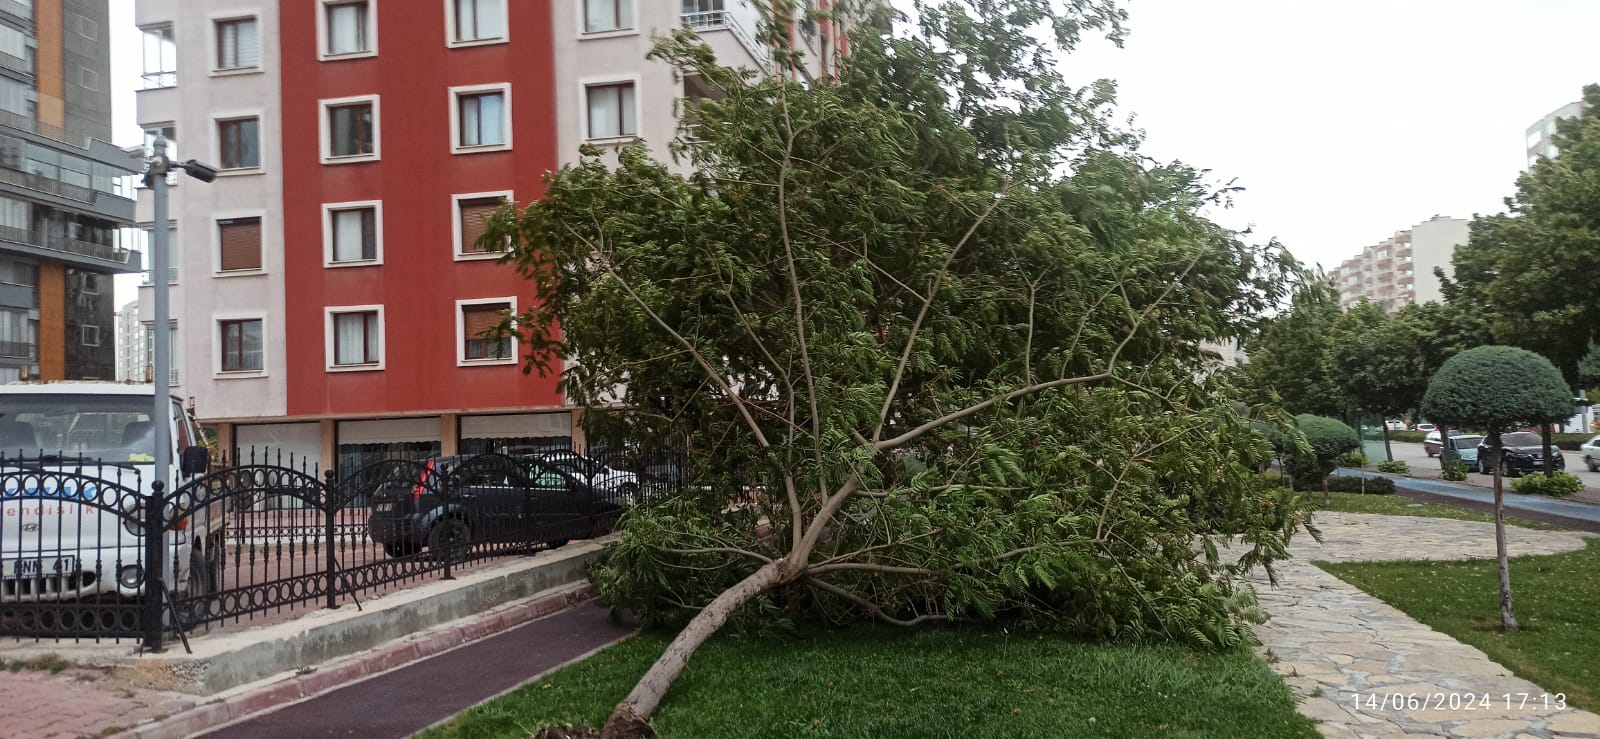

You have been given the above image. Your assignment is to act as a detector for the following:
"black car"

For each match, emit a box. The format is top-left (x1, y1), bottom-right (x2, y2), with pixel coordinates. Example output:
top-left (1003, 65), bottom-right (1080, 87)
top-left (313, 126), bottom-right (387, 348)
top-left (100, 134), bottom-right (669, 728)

top-left (365, 455), bottom-right (620, 558)
top-left (1476, 432), bottom-right (1566, 477)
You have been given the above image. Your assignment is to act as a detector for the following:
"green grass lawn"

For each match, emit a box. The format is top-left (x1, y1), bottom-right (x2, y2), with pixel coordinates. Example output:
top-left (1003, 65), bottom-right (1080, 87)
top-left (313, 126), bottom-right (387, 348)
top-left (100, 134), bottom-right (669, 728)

top-left (1319, 539), bottom-right (1600, 711)
top-left (1313, 492), bottom-right (1566, 530)
top-left (421, 627), bottom-right (1318, 739)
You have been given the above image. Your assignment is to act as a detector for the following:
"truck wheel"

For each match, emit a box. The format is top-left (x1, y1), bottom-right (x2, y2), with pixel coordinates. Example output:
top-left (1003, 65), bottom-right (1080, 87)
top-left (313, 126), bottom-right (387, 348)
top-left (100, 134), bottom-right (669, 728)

top-left (428, 518), bottom-right (471, 562)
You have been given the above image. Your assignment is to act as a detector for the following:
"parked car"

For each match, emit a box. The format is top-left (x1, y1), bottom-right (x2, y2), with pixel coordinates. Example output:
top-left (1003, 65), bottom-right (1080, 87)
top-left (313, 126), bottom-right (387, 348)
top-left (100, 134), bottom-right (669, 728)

top-left (1476, 432), bottom-right (1565, 477)
top-left (528, 449), bottom-right (641, 503)
top-left (1446, 435), bottom-right (1482, 467)
top-left (1581, 436), bottom-right (1600, 472)
top-left (1412, 423), bottom-right (1437, 433)
top-left (1423, 430), bottom-right (1442, 457)
top-left (1385, 419), bottom-right (1407, 431)
top-left (366, 455), bottom-right (620, 559)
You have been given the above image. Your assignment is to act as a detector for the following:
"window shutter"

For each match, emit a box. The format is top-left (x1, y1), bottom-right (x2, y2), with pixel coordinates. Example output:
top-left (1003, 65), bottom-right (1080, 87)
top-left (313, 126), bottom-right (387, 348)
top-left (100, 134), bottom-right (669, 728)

top-left (219, 217), bottom-right (262, 271)
top-left (459, 198), bottom-right (501, 252)
top-left (462, 304), bottom-right (504, 336)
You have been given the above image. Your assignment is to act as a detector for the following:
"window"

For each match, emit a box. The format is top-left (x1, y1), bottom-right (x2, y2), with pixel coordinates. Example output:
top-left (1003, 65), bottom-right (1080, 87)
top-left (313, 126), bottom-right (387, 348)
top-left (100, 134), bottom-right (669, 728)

top-left (585, 82), bottom-right (636, 139)
top-left (218, 217), bottom-right (263, 272)
top-left (451, 85), bottom-right (509, 151)
top-left (459, 301), bottom-right (512, 362)
top-left (329, 308), bottom-right (382, 368)
top-left (78, 67), bottom-right (98, 91)
top-left (219, 319), bottom-right (264, 373)
top-left (142, 125), bottom-right (178, 186)
top-left (141, 24), bottom-right (176, 89)
top-left (451, 0), bottom-right (506, 44)
top-left (139, 223), bottom-right (179, 284)
top-left (453, 192), bottom-right (510, 257)
top-left (0, 77), bottom-right (27, 117)
top-left (584, 0), bottom-right (633, 33)
top-left (78, 14), bottom-right (96, 40)
top-left (324, 1), bottom-right (372, 56)
top-left (323, 97), bottom-right (379, 159)
top-left (326, 203), bottom-right (379, 263)
top-left (215, 17), bottom-right (260, 71)
top-left (143, 322), bottom-right (179, 383)
top-left (218, 117), bottom-right (260, 169)
top-left (80, 324), bottom-right (99, 347)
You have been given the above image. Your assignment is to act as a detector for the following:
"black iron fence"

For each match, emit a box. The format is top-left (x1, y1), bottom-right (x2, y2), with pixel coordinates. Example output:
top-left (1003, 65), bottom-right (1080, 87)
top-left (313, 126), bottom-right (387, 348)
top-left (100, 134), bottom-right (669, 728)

top-left (1, 446), bottom-right (686, 651)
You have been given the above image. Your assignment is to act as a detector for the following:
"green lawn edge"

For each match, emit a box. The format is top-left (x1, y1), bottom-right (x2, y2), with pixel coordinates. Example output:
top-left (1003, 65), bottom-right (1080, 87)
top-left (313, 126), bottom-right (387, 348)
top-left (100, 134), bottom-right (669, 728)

top-left (1312, 491), bottom-right (1566, 530)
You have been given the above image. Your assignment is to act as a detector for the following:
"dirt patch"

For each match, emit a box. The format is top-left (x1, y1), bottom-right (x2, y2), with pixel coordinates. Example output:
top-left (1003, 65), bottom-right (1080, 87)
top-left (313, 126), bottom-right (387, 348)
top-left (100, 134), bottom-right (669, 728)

top-left (531, 724), bottom-right (601, 738)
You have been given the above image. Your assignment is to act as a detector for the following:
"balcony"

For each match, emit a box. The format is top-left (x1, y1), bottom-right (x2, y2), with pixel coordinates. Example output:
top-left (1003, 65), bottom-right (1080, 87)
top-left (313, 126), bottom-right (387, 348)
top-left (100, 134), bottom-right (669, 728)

top-left (0, 49), bottom-right (30, 76)
top-left (0, 339), bottom-right (33, 359)
top-left (0, 0), bottom-right (30, 23)
top-left (682, 5), bottom-right (770, 70)
top-left (0, 164), bottom-right (101, 204)
top-left (0, 224), bottom-right (140, 270)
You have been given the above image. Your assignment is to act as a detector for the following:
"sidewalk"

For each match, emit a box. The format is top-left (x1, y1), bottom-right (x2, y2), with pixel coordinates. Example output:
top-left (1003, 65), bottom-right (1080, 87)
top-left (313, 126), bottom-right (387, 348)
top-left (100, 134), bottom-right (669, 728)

top-left (1333, 468), bottom-right (1600, 525)
top-left (1253, 512), bottom-right (1600, 738)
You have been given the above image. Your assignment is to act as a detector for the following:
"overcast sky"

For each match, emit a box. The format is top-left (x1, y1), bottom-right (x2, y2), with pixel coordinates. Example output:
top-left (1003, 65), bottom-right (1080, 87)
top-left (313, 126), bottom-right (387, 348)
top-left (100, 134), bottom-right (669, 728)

top-left (109, 0), bottom-right (1600, 307)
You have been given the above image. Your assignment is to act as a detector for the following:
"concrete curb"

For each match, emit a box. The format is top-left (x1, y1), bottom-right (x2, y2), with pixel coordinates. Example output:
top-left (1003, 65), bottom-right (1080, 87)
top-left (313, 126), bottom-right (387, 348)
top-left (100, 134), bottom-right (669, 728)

top-left (117, 580), bottom-right (600, 739)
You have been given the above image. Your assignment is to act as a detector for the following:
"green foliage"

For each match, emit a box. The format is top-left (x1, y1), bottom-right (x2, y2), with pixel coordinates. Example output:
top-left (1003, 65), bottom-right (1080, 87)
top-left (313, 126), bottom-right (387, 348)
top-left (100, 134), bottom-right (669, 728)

top-left (1420, 346), bottom-right (1574, 433)
top-left (1441, 459), bottom-right (1469, 481)
top-left (1260, 471), bottom-right (1394, 495)
top-left (1388, 430), bottom-right (1427, 443)
top-left (1511, 471), bottom-right (1584, 498)
top-left (1235, 278), bottom-right (1343, 416)
top-left (1327, 302), bottom-right (1426, 422)
top-left (1443, 84), bottom-right (1600, 386)
top-left (491, 0), bottom-right (1311, 660)
top-left (1376, 460), bottom-right (1409, 474)
top-left (1337, 452), bottom-right (1368, 468)
top-left (1279, 415), bottom-right (1360, 489)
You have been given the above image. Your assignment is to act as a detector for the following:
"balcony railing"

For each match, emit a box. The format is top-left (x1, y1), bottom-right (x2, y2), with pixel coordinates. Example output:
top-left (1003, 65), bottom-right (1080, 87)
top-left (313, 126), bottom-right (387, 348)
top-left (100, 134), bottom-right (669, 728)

top-left (141, 267), bottom-right (178, 285)
top-left (0, 164), bottom-right (100, 204)
top-left (0, 109), bottom-right (70, 143)
top-left (0, 339), bottom-right (34, 359)
top-left (0, 224), bottom-right (135, 265)
top-left (682, 10), bottom-right (768, 67)
top-left (140, 71), bottom-right (176, 90)
top-left (0, 0), bottom-right (30, 22)
top-left (0, 50), bottom-right (30, 76)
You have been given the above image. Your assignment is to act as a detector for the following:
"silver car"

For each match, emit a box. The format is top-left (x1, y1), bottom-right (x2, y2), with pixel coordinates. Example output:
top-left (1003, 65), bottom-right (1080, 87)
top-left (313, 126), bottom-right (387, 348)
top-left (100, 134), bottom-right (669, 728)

top-left (1581, 435), bottom-right (1600, 472)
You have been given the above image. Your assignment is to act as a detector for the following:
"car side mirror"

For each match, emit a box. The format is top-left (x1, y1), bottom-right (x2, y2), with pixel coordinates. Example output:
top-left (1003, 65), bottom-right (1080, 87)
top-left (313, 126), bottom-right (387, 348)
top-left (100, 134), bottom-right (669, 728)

top-left (180, 446), bottom-right (211, 475)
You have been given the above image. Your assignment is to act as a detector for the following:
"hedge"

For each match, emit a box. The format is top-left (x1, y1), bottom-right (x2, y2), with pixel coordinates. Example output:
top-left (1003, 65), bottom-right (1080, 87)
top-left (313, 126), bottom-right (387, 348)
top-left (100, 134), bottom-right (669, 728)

top-left (1259, 472), bottom-right (1395, 495)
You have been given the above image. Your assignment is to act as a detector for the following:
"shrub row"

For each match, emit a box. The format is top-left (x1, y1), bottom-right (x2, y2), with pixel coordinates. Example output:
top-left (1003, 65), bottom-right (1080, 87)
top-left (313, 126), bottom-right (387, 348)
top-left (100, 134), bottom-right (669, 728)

top-left (1389, 430), bottom-right (1594, 451)
top-left (1259, 472), bottom-right (1396, 495)
top-left (1511, 471), bottom-right (1584, 497)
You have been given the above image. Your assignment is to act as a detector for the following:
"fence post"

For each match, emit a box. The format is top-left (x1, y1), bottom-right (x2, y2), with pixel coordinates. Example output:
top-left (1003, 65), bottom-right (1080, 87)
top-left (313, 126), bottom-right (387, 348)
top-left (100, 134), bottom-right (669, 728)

top-left (324, 468), bottom-right (338, 611)
top-left (143, 480), bottom-right (166, 652)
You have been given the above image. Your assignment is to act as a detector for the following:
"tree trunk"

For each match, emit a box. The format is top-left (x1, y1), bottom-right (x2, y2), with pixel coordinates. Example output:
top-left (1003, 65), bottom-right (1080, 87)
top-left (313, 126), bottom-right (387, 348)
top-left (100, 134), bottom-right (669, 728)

top-left (1322, 476), bottom-right (1329, 508)
top-left (1382, 423), bottom-right (1392, 462)
top-left (601, 560), bottom-right (791, 738)
top-left (1489, 431), bottom-right (1518, 632)
top-left (1540, 424), bottom-right (1554, 478)
top-left (1437, 423), bottom-right (1452, 469)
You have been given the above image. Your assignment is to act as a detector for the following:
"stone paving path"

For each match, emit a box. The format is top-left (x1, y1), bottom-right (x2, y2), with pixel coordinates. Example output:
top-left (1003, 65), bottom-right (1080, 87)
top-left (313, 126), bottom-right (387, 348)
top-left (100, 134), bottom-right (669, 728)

top-left (1252, 512), bottom-right (1600, 739)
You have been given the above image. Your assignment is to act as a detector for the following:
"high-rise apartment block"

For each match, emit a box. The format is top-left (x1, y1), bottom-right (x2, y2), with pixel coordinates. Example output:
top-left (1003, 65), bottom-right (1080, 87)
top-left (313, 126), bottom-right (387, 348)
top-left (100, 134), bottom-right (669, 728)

top-left (1526, 101), bottom-right (1585, 168)
top-left (133, 0), bottom-right (851, 471)
top-left (1328, 216), bottom-right (1469, 313)
top-left (0, 0), bottom-right (140, 384)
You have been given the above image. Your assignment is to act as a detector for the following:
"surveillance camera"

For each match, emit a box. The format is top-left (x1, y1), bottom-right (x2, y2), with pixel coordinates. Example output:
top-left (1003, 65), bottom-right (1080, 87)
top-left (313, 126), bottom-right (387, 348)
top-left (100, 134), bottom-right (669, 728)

top-left (180, 159), bottom-right (219, 183)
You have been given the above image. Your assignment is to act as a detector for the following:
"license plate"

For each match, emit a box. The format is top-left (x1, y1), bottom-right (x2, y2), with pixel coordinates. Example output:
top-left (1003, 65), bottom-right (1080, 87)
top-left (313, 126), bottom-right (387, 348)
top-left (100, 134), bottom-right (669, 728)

top-left (374, 503), bottom-right (393, 512)
top-left (2, 556), bottom-right (78, 578)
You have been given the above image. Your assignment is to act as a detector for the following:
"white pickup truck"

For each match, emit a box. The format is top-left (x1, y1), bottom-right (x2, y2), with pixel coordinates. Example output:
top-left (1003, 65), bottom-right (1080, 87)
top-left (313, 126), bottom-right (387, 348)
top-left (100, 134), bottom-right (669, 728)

top-left (0, 382), bottom-right (218, 601)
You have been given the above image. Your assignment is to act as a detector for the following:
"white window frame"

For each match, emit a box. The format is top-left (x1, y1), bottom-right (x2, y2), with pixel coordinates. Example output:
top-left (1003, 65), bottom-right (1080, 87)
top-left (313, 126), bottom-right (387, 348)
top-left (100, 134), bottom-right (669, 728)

top-left (449, 83), bottom-right (513, 154)
top-left (80, 324), bottom-right (99, 347)
top-left (579, 74), bottom-right (640, 143)
top-left (444, 0), bottom-right (508, 48)
top-left (214, 313), bottom-right (268, 378)
top-left (318, 94), bottom-right (382, 164)
top-left (325, 305), bottom-right (386, 372)
top-left (456, 297), bottom-right (517, 367)
top-left (322, 200), bottom-right (384, 267)
top-left (452, 189), bottom-right (513, 261)
top-left (318, 0), bottom-right (379, 61)
top-left (213, 111), bottom-right (265, 174)
top-left (578, 0), bottom-right (638, 38)
top-left (209, 13), bottom-right (263, 76)
top-left (212, 209), bottom-right (269, 277)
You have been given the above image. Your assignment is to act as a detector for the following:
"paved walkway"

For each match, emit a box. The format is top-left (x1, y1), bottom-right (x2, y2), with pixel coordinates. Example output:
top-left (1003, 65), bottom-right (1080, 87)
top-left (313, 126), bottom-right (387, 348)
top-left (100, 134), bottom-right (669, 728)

top-left (1253, 512), bottom-right (1600, 738)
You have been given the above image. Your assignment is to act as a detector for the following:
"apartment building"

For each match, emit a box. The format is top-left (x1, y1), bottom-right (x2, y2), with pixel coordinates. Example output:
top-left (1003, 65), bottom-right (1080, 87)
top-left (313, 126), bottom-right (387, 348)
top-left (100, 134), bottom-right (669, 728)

top-left (1525, 100), bottom-right (1585, 168)
top-left (1328, 216), bottom-right (1469, 313)
top-left (133, 0), bottom-right (849, 472)
top-left (113, 297), bottom-right (143, 381)
top-left (0, 0), bottom-right (140, 385)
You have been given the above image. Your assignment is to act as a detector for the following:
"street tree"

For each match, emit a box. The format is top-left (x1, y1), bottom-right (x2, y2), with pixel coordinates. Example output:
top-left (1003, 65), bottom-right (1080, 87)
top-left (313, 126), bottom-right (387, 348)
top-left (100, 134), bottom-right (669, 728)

top-left (1280, 414), bottom-right (1360, 507)
top-left (1234, 276), bottom-right (1343, 416)
top-left (486, 1), bottom-right (1308, 735)
top-left (1327, 302), bottom-right (1424, 461)
top-left (1420, 346), bottom-right (1572, 631)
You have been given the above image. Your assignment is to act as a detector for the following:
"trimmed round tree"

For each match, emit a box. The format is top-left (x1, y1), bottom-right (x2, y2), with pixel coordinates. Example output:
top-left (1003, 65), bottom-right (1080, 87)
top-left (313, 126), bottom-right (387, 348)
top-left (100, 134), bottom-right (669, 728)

top-left (1420, 345), bottom-right (1573, 632)
top-left (1282, 414), bottom-right (1360, 506)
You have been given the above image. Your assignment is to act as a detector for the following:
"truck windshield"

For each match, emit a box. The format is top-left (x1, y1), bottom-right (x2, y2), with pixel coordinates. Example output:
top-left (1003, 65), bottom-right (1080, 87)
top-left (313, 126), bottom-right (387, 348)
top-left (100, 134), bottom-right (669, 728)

top-left (0, 393), bottom-right (155, 462)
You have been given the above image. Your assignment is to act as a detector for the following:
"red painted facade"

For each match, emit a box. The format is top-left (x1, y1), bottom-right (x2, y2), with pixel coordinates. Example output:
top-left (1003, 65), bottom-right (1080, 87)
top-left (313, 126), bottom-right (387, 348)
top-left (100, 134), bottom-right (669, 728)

top-left (277, 1), bottom-right (563, 419)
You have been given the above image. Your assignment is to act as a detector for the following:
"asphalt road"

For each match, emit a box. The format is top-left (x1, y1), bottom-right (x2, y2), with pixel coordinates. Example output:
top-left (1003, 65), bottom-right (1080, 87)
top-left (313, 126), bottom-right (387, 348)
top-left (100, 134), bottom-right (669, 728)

top-left (1382, 440), bottom-right (1600, 485)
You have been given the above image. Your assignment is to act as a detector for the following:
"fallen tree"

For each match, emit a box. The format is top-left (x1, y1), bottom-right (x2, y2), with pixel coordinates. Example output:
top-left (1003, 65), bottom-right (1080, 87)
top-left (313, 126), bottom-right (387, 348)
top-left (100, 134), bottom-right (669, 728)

top-left (488, 1), bottom-right (1313, 735)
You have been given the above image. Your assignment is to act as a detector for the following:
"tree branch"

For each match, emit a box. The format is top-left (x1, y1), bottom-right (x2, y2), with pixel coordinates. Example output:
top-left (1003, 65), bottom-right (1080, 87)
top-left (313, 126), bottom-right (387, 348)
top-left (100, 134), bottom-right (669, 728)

top-left (660, 546), bottom-right (774, 564)
top-left (804, 576), bottom-right (953, 628)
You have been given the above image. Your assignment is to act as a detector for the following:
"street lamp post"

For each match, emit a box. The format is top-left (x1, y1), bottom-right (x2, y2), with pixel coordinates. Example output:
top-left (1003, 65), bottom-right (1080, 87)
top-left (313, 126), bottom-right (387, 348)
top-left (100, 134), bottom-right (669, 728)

top-left (142, 137), bottom-right (217, 494)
